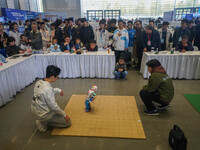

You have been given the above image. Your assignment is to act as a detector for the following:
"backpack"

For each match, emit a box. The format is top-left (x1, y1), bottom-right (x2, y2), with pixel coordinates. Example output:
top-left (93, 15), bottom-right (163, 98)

top-left (169, 125), bottom-right (187, 150)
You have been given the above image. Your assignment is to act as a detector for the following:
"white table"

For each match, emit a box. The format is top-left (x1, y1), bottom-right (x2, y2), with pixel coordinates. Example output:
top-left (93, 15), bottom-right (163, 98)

top-left (35, 51), bottom-right (115, 78)
top-left (0, 51), bottom-right (115, 106)
top-left (0, 56), bottom-right (37, 106)
top-left (140, 51), bottom-right (200, 79)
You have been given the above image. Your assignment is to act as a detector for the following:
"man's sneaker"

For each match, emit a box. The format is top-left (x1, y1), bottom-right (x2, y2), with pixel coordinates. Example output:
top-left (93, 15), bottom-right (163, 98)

top-left (158, 104), bottom-right (170, 110)
top-left (36, 120), bottom-right (47, 132)
top-left (144, 110), bottom-right (159, 116)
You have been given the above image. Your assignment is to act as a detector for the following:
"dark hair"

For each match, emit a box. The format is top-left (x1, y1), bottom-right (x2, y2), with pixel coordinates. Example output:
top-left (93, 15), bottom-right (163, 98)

top-left (20, 34), bottom-right (25, 39)
top-left (40, 22), bottom-right (45, 26)
top-left (101, 19), bottom-right (106, 24)
top-left (8, 36), bottom-right (15, 43)
top-left (119, 57), bottom-right (124, 61)
top-left (89, 39), bottom-right (96, 44)
top-left (81, 18), bottom-right (87, 23)
top-left (31, 22), bottom-right (37, 26)
top-left (68, 17), bottom-right (73, 22)
top-left (163, 21), bottom-right (169, 26)
top-left (37, 22), bottom-right (42, 26)
top-left (182, 35), bottom-right (188, 40)
top-left (64, 19), bottom-right (69, 23)
top-left (181, 19), bottom-right (188, 24)
top-left (50, 23), bottom-right (56, 27)
top-left (149, 20), bottom-right (154, 23)
top-left (11, 22), bottom-right (18, 29)
top-left (56, 19), bottom-right (63, 26)
top-left (46, 65), bottom-right (61, 78)
top-left (128, 20), bottom-right (133, 24)
top-left (30, 19), bottom-right (36, 23)
top-left (123, 21), bottom-right (126, 25)
top-left (146, 59), bottom-right (161, 68)
top-left (65, 36), bottom-right (71, 39)
top-left (109, 19), bottom-right (116, 24)
top-left (118, 20), bottom-right (123, 24)
top-left (43, 18), bottom-right (48, 22)
top-left (36, 18), bottom-right (39, 20)
top-left (52, 37), bottom-right (57, 41)
top-left (77, 18), bottom-right (82, 22)
top-left (145, 25), bottom-right (153, 30)
top-left (135, 20), bottom-right (142, 25)
top-left (75, 36), bottom-right (81, 40)
top-left (99, 20), bottom-right (105, 25)
top-left (25, 20), bottom-right (30, 23)
top-left (188, 20), bottom-right (194, 24)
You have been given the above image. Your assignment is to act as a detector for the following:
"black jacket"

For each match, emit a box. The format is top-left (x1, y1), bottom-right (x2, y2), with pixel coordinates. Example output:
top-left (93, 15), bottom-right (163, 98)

top-left (176, 41), bottom-right (194, 52)
top-left (29, 30), bottom-right (43, 50)
top-left (6, 45), bottom-right (20, 56)
top-left (55, 27), bottom-right (64, 46)
top-left (86, 44), bottom-right (98, 51)
top-left (142, 29), bottom-right (161, 51)
top-left (188, 26), bottom-right (196, 43)
top-left (173, 27), bottom-right (191, 47)
top-left (194, 24), bottom-right (200, 48)
top-left (63, 26), bottom-right (77, 42)
top-left (61, 41), bottom-right (74, 52)
top-left (80, 25), bottom-right (94, 45)
top-left (134, 28), bottom-right (145, 59)
top-left (0, 32), bottom-right (9, 49)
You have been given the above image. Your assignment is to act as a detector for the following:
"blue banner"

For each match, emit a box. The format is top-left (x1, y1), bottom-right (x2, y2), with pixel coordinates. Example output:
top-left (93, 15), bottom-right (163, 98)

top-left (26, 11), bottom-right (42, 21)
top-left (1, 8), bottom-right (26, 21)
top-left (185, 14), bottom-right (193, 20)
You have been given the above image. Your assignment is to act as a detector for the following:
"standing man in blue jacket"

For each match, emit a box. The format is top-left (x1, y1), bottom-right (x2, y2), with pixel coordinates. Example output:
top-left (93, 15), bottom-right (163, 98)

top-left (127, 20), bottom-right (136, 60)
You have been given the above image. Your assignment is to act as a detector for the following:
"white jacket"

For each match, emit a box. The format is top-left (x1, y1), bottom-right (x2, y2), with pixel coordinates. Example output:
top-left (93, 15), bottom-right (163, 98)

top-left (158, 28), bottom-right (173, 50)
top-left (113, 28), bottom-right (129, 51)
top-left (31, 80), bottom-right (66, 121)
top-left (40, 29), bottom-right (50, 42)
top-left (9, 30), bottom-right (21, 46)
top-left (94, 29), bottom-right (109, 48)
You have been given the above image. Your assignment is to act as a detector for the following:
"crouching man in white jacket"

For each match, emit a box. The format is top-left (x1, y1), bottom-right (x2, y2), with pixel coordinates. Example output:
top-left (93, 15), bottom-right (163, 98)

top-left (31, 65), bottom-right (71, 132)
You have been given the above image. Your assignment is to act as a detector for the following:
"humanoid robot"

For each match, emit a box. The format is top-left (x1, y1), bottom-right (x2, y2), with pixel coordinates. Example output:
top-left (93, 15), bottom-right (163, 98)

top-left (85, 85), bottom-right (97, 112)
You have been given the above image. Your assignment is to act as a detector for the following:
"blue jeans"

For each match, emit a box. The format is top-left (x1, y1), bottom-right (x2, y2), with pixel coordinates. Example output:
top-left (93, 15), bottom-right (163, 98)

top-left (114, 71), bottom-right (128, 78)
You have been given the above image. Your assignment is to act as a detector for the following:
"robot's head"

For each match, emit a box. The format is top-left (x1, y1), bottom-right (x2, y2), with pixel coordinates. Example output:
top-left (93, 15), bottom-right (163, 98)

top-left (91, 85), bottom-right (97, 91)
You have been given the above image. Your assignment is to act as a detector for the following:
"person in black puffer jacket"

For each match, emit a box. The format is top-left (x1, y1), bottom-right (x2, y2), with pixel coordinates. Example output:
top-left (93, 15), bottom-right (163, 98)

top-left (80, 18), bottom-right (94, 45)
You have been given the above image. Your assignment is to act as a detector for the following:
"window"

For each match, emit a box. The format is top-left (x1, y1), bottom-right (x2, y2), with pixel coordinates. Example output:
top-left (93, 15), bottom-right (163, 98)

top-left (82, 0), bottom-right (200, 18)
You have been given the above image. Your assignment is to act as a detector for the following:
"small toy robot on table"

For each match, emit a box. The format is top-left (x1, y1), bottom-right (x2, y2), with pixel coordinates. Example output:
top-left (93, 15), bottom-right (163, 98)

top-left (85, 85), bottom-right (98, 112)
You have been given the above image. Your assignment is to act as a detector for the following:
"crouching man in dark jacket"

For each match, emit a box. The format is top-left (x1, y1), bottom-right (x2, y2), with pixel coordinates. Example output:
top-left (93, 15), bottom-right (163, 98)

top-left (140, 59), bottom-right (174, 116)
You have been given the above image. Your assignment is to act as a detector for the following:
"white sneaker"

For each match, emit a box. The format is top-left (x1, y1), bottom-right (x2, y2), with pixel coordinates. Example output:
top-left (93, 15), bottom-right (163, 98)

top-left (36, 120), bottom-right (47, 132)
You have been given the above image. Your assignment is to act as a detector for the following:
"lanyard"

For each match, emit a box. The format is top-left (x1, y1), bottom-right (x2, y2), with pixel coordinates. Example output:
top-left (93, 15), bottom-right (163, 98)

top-left (162, 30), bottom-right (166, 39)
top-left (100, 29), bottom-right (105, 39)
top-left (147, 34), bottom-right (152, 41)
top-left (181, 30), bottom-right (184, 36)
top-left (69, 27), bottom-right (72, 35)
top-left (42, 31), bottom-right (47, 39)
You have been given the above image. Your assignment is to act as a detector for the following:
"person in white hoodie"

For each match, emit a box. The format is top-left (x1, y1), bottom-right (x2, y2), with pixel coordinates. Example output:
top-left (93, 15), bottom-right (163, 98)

top-left (94, 20), bottom-right (109, 49)
top-left (31, 65), bottom-right (71, 132)
top-left (9, 22), bottom-right (21, 46)
top-left (113, 20), bottom-right (129, 62)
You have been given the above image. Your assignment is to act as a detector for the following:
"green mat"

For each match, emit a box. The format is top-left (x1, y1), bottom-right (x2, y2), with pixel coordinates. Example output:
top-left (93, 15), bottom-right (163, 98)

top-left (184, 94), bottom-right (200, 113)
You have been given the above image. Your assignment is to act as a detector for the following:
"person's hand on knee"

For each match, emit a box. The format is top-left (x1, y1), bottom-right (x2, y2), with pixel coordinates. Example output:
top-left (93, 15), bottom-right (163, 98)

top-left (60, 90), bottom-right (64, 96)
top-left (65, 115), bottom-right (70, 122)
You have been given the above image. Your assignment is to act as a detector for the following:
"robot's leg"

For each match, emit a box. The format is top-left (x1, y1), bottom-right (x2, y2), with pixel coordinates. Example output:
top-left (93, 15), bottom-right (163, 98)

top-left (85, 102), bottom-right (91, 112)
